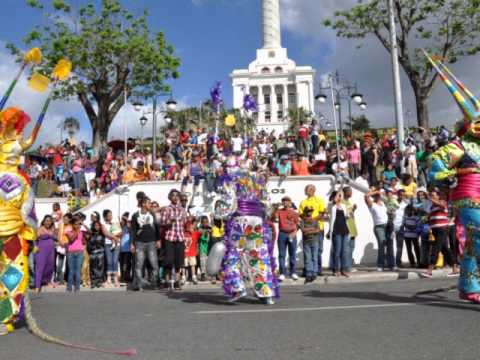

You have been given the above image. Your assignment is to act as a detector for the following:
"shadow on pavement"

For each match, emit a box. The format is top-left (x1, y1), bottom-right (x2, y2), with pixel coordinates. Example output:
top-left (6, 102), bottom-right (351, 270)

top-left (304, 289), bottom-right (480, 313)
top-left (165, 291), bottom-right (263, 306)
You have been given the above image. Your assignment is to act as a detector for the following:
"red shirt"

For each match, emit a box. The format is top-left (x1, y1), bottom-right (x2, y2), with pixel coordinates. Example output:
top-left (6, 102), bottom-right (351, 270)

top-left (53, 153), bottom-right (63, 166)
top-left (185, 230), bottom-right (200, 257)
top-left (277, 208), bottom-right (300, 233)
top-left (298, 126), bottom-right (309, 140)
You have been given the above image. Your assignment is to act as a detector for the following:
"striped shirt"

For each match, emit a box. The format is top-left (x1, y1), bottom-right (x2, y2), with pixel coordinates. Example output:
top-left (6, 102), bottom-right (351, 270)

top-left (160, 204), bottom-right (188, 242)
top-left (429, 201), bottom-right (449, 228)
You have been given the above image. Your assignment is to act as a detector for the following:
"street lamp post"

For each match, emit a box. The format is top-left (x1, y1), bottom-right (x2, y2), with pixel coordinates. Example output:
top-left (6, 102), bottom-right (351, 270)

top-left (139, 115), bottom-right (148, 149)
top-left (315, 71), bottom-right (367, 143)
top-left (134, 93), bottom-right (177, 166)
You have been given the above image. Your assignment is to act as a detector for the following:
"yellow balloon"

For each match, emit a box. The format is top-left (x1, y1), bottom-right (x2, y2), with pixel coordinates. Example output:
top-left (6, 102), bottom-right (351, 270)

top-left (52, 59), bottom-right (72, 81)
top-left (225, 114), bottom-right (236, 127)
top-left (28, 73), bottom-right (50, 93)
top-left (23, 47), bottom-right (42, 65)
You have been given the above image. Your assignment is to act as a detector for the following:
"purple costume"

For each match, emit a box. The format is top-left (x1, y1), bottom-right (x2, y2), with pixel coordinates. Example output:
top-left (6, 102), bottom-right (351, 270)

top-left (34, 233), bottom-right (55, 288)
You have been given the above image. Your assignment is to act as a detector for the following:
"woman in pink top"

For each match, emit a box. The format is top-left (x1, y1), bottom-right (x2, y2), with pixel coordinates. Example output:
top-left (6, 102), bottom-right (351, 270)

top-left (71, 152), bottom-right (84, 191)
top-left (347, 144), bottom-right (361, 179)
top-left (65, 214), bottom-right (86, 293)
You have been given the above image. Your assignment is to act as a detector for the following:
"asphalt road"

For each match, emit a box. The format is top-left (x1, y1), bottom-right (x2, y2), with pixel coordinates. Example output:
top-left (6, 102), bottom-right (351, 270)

top-left (1, 279), bottom-right (478, 360)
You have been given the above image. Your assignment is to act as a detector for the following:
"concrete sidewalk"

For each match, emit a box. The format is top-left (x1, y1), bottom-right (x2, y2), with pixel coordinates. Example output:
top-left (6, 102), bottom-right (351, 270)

top-left (39, 267), bottom-right (457, 293)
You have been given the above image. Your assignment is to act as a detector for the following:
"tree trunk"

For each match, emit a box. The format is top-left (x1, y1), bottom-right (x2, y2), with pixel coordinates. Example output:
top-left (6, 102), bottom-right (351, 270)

top-left (413, 87), bottom-right (429, 130)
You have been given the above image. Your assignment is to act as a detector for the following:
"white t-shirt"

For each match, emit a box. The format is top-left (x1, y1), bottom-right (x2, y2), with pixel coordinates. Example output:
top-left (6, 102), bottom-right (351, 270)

top-left (393, 200), bottom-right (408, 231)
top-left (231, 137), bottom-right (243, 153)
top-left (197, 133), bottom-right (208, 145)
top-left (369, 202), bottom-right (388, 226)
top-left (257, 143), bottom-right (268, 154)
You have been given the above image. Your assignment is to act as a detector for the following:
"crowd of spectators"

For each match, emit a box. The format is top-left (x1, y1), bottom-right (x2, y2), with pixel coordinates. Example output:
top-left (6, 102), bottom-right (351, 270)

top-left (27, 121), bottom-right (460, 291)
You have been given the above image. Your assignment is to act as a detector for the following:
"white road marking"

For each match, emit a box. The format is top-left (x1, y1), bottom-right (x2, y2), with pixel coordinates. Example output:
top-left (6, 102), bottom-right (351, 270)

top-left (194, 301), bottom-right (443, 315)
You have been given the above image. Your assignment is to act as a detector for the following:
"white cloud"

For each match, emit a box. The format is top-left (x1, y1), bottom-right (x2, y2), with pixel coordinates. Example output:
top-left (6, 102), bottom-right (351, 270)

top-left (279, 0), bottom-right (480, 130)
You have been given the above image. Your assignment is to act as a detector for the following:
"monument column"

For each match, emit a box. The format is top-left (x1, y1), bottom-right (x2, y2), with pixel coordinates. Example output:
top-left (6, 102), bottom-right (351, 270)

top-left (262, 0), bottom-right (281, 49)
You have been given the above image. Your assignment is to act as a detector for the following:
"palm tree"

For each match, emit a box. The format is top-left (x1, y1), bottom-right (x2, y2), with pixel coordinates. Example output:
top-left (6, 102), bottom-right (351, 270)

top-left (62, 116), bottom-right (80, 140)
top-left (287, 107), bottom-right (313, 135)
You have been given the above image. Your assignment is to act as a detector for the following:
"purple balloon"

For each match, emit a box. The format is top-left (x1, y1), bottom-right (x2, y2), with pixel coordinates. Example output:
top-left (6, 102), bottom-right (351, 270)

top-left (210, 81), bottom-right (222, 110)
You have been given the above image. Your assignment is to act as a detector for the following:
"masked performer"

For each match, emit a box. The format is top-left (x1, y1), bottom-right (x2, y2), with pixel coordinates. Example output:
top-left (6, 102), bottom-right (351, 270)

top-left (425, 51), bottom-right (480, 304)
top-left (208, 172), bottom-right (279, 304)
top-left (0, 50), bottom-right (136, 357)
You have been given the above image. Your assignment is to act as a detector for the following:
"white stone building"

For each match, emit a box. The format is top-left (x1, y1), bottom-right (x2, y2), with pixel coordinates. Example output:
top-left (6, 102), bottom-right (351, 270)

top-left (230, 0), bottom-right (316, 135)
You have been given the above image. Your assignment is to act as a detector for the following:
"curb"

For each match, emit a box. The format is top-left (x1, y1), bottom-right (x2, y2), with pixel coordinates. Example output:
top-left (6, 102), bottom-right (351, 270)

top-left (39, 269), bottom-right (456, 293)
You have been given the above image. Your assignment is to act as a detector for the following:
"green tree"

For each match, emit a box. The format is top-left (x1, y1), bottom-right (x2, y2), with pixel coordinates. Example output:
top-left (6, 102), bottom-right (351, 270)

top-left (9, 0), bottom-right (180, 150)
top-left (345, 114), bottom-right (371, 132)
top-left (324, 0), bottom-right (480, 129)
top-left (287, 107), bottom-right (313, 135)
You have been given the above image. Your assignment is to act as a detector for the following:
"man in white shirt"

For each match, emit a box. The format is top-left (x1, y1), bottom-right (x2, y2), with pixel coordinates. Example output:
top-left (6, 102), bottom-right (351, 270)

top-left (29, 159), bottom-right (43, 195)
top-left (231, 133), bottom-right (243, 154)
top-left (393, 190), bottom-right (408, 267)
top-left (365, 189), bottom-right (395, 271)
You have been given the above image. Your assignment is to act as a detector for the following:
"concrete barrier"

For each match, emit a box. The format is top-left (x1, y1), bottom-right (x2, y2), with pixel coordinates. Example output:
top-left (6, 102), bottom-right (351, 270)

top-left (34, 176), bottom-right (385, 266)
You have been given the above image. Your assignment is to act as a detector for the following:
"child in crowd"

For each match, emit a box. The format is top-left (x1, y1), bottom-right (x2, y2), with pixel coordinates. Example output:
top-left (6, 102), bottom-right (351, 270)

top-left (402, 204), bottom-right (421, 267)
top-left (52, 202), bottom-right (63, 228)
top-left (119, 212), bottom-right (133, 283)
top-left (198, 216), bottom-right (212, 282)
top-left (183, 219), bottom-right (200, 284)
top-left (300, 207), bottom-right (320, 284)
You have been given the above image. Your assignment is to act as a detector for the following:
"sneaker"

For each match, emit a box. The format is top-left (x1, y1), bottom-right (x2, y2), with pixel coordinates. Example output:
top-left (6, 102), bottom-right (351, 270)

top-left (174, 281), bottom-right (182, 290)
top-left (420, 272), bottom-right (433, 279)
top-left (351, 268), bottom-right (358, 273)
top-left (200, 273), bottom-right (207, 282)
top-left (376, 267), bottom-right (383, 272)
top-left (278, 274), bottom-right (286, 282)
top-left (264, 297), bottom-right (275, 305)
top-left (192, 277), bottom-right (198, 285)
top-left (291, 273), bottom-right (299, 281)
top-left (304, 276), bottom-right (313, 284)
top-left (447, 271), bottom-right (460, 278)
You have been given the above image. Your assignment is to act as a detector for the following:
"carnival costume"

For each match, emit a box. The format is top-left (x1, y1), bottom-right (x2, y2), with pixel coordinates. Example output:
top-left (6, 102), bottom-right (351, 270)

top-left (425, 51), bottom-right (480, 304)
top-left (207, 172), bottom-right (279, 304)
top-left (0, 49), bottom-right (135, 356)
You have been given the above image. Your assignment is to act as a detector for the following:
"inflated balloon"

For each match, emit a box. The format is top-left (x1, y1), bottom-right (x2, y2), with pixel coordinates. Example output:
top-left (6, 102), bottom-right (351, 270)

top-left (225, 114), bottom-right (236, 127)
top-left (206, 241), bottom-right (226, 276)
top-left (52, 59), bottom-right (72, 81)
top-left (23, 47), bottom-right (42, 65)
top-left (28, 73), bottom-right (50, 93)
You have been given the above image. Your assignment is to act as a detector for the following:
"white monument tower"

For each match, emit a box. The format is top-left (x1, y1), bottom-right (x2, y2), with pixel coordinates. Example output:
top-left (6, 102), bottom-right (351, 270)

top-left (231, 0), bottom-right (316, 134)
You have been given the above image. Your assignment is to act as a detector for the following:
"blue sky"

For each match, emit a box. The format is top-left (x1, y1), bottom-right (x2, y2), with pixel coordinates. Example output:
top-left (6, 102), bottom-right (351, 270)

top-left (0, 0), bottom-right (334, 145)
top-left (0, 0), bottom-right (474, 145)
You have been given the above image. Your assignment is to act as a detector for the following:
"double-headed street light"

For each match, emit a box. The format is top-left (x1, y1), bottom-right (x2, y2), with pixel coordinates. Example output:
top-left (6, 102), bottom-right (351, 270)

top-left (133, 93), bottom-right (177, 165)
top-left (315, 72), bottom-right (367, 143)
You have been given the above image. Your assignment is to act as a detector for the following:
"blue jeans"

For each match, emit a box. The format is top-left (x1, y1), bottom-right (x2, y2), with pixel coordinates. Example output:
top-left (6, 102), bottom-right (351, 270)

top-left (72, 171), bottom-right (84, 190)
top-left (317, 232), bottom-right (324, 273)
top-left (67, 251), bottom-right (84, 291)
top-left (278, 231), bottom-right (297, 276)
top-left (374, 224), bottom-right (395, 269)
top-left (333, 234), bottom-right (351, 272)
top-left (105, 244), bottom-right (120, 274)
top-left (303, 241), bottom-right (319, 277)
